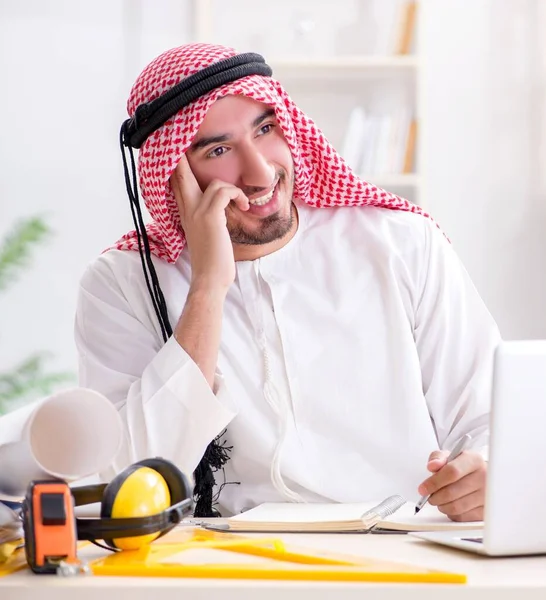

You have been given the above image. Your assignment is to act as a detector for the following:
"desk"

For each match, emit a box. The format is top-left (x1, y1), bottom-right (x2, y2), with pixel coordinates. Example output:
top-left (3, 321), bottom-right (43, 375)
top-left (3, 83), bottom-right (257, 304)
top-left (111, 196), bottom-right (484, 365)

top-left (2, 532), bottom-right (546, 600)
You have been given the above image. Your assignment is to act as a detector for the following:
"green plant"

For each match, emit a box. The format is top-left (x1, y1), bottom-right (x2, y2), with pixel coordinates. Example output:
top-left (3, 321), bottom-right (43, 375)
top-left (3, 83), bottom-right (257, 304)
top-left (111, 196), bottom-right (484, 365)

top-left (0, 217), bottom-right (74, 415)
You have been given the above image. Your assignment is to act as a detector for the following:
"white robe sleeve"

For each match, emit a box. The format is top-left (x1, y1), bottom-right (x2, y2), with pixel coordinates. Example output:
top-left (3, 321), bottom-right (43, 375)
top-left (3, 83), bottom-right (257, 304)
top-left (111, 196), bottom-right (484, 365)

top-left (414, 221), bottom-right (501, 459)
top-left (74, 256), bottom-right (238, 481)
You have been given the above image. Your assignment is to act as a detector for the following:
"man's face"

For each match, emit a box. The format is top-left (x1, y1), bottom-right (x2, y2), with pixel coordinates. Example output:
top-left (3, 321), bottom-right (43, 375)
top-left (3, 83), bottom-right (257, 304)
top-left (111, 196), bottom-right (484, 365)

top-left (186, 95), bottom-right (295, 246)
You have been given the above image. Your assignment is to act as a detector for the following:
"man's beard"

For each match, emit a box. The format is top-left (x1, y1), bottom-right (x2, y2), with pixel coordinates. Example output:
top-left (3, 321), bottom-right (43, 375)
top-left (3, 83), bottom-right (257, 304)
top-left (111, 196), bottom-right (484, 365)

top-left (228, 170), bottom-right (295, 246)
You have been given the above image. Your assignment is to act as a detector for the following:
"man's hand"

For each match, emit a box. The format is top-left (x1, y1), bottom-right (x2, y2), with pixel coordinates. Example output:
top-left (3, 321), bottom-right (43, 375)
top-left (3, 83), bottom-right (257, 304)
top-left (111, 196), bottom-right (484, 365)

top-left (170, 155), bottom-right (249, 293)
top-left (170, 156), bottom-right (249, 387)
top-left (418, 450), bottom-right (487, 521)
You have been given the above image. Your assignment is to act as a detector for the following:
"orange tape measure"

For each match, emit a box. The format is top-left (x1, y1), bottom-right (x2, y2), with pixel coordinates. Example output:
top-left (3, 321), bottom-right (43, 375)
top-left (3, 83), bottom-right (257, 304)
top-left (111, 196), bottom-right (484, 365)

top-left (22, 480), bottom-right (79, 574)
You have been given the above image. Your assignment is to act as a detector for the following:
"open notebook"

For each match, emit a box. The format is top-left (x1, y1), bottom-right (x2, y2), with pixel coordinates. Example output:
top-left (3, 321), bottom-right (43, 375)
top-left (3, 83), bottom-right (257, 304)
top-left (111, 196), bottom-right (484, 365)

top-left (217, 496), bottom-right (483, 533)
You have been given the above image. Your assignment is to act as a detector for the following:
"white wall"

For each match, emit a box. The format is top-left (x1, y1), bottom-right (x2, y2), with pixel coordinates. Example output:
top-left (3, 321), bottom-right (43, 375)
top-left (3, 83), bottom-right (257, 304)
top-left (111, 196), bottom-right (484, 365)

top-left (0, 0), bottom-right (544, 379)
top-left (422, 0), bottom-right (546, 339)
top-left (0, 0), bottom-right (192, 374)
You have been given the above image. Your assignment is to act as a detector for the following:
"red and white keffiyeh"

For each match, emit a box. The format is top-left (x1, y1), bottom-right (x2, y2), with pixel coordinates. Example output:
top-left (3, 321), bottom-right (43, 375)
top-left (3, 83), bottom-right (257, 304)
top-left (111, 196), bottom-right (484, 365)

top-left (111, 42), bottom-right (429, 263)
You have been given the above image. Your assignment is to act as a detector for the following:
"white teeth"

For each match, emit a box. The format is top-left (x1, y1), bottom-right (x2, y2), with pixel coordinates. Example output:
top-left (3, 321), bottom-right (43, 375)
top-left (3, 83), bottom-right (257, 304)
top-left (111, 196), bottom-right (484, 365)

top-left (249, 188), bottom-right (275, 206)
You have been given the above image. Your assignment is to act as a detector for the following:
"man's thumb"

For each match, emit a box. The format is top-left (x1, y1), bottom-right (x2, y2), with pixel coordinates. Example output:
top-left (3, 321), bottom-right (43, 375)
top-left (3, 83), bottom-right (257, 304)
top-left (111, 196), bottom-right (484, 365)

top-left (427, 450), bottom-right (449, 472)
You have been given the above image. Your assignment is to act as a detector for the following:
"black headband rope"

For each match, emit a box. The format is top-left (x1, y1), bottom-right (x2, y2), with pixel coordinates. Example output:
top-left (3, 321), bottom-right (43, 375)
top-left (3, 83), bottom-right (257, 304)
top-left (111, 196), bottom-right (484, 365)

top-left (118, 53), bottom-right (272, 518)
top-left (119, 132), bottom-right (171, 342)
top-left (123, 53), bottom-right (272, 149)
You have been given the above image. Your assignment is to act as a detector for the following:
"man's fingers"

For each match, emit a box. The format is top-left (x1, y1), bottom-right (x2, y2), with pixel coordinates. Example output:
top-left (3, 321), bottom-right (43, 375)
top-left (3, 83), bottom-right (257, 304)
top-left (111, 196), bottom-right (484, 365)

top-left (434, 489), bottom-right (484, 518)
top-left (428, 450), bottom-right (449, 463)
top-left (170, 159), bottom-right (249, 229)
top-left (417, 450), bottom-right (487, 523)
top-left (434, 488), bottom-right (485, 522)
top-left (207, 185), bottom-right (249, 213)
top-left (448, 506), bottom-right (484, 523)
top-left (427, 470), bottom-right (485, 507)
top-left (427, 450), bottom-right (449, 473)
top-left (171, 155), bottom-right (202, 209)
top-left (418, 451), bottom-right (486, 496)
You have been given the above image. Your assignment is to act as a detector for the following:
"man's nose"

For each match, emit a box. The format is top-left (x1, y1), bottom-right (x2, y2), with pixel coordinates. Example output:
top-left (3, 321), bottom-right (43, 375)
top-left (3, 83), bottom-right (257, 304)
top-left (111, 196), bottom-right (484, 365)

top-left (239, 145), bottom-right (276, 193)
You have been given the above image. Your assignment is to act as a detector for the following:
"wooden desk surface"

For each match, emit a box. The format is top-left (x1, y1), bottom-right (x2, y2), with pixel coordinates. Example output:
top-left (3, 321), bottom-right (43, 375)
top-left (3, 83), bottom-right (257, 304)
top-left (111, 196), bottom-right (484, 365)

top-left (2, 531), bottom-right (546, 600)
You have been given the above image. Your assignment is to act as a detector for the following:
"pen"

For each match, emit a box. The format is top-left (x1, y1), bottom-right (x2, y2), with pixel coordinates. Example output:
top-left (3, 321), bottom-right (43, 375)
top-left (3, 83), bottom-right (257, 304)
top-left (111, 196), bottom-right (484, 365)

top-left (414, 433), bottom-right (472, 515)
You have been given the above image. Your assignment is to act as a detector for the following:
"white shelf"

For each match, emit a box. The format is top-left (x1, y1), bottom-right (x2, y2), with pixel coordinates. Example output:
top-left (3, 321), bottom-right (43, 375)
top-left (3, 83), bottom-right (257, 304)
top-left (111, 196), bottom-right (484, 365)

top-left (192, 0), bottom-right (424, 205)
top-left (271, 56), bottom-right (418, 79)
top-left (359, 174), bottom-right (421, 188)
top-left (271, 56), bottom-right (418, 69)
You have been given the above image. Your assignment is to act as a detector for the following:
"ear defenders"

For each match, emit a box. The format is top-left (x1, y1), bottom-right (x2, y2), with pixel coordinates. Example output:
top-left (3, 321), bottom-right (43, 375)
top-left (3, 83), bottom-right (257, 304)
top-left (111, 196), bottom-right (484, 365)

top-left (70, 457), bottom-right (193, 550)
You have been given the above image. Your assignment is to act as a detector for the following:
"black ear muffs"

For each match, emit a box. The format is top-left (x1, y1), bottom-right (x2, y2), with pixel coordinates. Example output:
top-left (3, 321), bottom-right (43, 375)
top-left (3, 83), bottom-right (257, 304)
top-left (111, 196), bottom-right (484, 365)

top-left (73, 457), bottom-right (193, 550)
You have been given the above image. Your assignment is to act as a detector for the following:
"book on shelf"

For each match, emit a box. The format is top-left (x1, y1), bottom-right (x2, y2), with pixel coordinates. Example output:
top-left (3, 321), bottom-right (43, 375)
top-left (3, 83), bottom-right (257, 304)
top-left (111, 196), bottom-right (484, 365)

top-left (403, 119), bottom-right (418, 174)
top-left (394, 1), bottom-right (418, 55)
top-left (340, 107), bottom-right (416, 178)
top-left (340, 106), bottom-right (367, 172)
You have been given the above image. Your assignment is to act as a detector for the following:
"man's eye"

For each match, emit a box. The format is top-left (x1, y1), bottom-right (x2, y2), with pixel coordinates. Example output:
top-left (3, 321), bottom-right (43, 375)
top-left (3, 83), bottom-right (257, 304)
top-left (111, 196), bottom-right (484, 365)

top-left (258, 123), bottom-right (275, 136)
top-left (206, 146), bottom-right (228, 158)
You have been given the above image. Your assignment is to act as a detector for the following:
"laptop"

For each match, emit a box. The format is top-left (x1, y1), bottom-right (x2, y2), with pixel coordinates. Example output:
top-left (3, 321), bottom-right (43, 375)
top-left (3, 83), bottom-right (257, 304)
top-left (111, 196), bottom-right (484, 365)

top-left (412, 340), bottom-right (546, 556)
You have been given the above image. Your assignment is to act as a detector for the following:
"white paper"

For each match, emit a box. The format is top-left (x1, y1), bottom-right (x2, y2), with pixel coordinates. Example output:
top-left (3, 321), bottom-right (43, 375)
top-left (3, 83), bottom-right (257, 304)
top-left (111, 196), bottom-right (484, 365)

top-left (229, 501), bottom-right (378, 524)
top-left (0, 388), bottom-right (123, 495)
top-left (382, 503), bottom-right (484, 530)
top-left (0, 502), bottom-right (19, 527)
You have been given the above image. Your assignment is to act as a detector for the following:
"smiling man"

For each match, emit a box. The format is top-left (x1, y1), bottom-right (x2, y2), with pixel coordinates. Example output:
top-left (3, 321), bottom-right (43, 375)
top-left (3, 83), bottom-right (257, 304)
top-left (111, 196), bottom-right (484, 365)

top-left (75, 44), bottom-right (500, 519)
top-left (184, 99), bottom-right (297, 254)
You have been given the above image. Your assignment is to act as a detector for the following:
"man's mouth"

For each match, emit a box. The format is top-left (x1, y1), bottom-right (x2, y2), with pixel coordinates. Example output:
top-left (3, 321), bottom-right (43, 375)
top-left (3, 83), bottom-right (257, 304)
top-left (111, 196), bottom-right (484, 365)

top-left (248, 180), bottom-right (278, 206)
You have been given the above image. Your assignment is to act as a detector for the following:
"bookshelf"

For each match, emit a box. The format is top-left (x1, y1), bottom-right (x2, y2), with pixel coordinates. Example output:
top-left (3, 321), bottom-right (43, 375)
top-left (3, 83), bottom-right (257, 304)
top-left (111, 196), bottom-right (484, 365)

top-left (271, 56), bottom-right (419, 70)
top-left (191, 0), bottom-right (423, 207)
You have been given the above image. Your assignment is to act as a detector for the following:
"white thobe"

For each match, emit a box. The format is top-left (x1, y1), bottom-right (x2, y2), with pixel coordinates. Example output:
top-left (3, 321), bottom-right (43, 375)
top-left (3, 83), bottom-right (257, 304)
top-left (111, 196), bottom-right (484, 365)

top-left (75, 204), bottom-right (501, 515)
